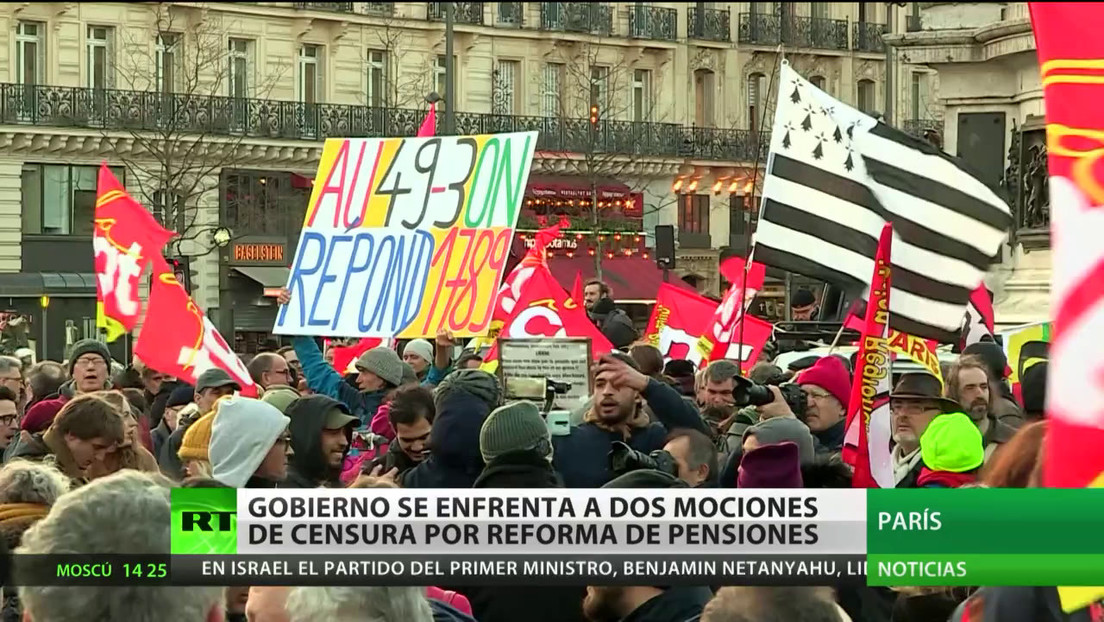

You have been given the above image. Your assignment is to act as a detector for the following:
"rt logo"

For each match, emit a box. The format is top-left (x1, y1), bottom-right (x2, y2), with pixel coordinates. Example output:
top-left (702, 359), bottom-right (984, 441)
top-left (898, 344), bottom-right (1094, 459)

top-left (181, 511), bottom-right (235, 532)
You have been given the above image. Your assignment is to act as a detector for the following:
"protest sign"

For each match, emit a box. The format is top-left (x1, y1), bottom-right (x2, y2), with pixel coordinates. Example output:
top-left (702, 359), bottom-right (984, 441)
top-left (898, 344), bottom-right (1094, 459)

top-left (499, 337), bottom-right (592, 408)
top-left (275, 132), bottom-right (537, 339)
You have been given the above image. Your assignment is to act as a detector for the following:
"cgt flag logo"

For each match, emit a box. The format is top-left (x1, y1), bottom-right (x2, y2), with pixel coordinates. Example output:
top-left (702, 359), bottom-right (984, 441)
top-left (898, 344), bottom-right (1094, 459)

top-left (171, 488), bottom-right (238, 554)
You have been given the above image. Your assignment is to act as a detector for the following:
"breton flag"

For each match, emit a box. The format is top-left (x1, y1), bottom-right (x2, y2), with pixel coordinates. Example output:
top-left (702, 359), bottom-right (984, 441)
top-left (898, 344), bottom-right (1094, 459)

top-left (753, 62), bottom-right (1013, 343)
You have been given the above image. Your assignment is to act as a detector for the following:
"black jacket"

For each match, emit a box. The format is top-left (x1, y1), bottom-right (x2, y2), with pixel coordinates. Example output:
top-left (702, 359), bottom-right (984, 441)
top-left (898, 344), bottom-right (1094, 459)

top-left (624, 587), bottom-right (713, 622)
top-left (399, 390), bottom-right (489, 489)
top-left (151, 421), bottom-right (171, 464)
top-left (283, 395), bottom-right (352, 489)
top-left (473, 451), bottom-right (562, 488)
top-left (589, 298), bottom-right (638, 350)
top-left (365, 438), bottom-right (421, 477)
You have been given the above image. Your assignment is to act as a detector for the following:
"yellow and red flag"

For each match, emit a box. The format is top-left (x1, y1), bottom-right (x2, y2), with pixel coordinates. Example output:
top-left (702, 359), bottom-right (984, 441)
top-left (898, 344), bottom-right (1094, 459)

top-left (93, 165), bottom-right (175, 341)
top-left (1031, 1), bottom-right (1104, 611)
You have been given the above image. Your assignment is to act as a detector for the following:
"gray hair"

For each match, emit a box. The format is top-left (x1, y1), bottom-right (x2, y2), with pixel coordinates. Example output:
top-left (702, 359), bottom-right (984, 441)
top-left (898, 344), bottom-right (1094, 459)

top-left (0, 460), bottom-right (69, 505)
top-left (286, 586), bottom-right (434, 622)
top-left (0, 356), bottom-right (22, 376)
top-left (705, 359), bottom-right (741, 384)
top-left (17, 471), bottom-right (222, 622)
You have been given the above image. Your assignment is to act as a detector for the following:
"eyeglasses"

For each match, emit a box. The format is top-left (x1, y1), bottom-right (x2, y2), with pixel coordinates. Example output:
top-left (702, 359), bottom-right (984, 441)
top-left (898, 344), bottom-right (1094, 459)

top-left (0, 415), bottom-right (16, 426)
top-left (891, 401), bottom-right (941, 415)
top-left (74, 357), bottom-right (107, 369)
top-left (804, 389), bottom-right (834, 401)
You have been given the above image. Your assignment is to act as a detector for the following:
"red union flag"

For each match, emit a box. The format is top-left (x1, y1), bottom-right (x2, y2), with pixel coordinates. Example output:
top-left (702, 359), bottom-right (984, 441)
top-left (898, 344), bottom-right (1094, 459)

top-left (136, 256), bottom-right (257, 397)
top-left (94, 164), bottom-right (175, 342)
top-left (1031, 3), bottom-right (1104, 611)
top-left (644, 283), bottom-right (719, 367)
top-left (696, 255), bottom-right (767, 368)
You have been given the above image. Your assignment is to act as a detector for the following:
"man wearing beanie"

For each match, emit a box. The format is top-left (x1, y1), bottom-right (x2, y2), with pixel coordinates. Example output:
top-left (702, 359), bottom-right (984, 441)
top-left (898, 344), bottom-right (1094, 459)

top-left (152, 383), bottom-right (194, 460)
top-left (961, 341), bottom-right (1024, 428)
top-left (209, 396), bottom-right (291, 488)
top-left (290, 335), bottom-right (401, 427)
top-left (795, 356), bottom-right (851, 453)
top-left (283, 395), bottom-right (358, 488)
top-left (21, 339), bottom-right (112, 435)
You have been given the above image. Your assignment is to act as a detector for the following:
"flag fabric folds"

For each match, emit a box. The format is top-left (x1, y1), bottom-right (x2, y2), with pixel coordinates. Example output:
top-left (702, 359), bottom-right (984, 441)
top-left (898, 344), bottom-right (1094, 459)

top-left (843, 223), bottom-right (895, 488)
top-left (696, 255), bottom-right (767, 368)
top-left (753, 63), bottom-right (1013, 344)
top-left (643, 283), bottom-right (719, 367)
top-left (93, 164), bottom-right (175, 342)
top-left (416, 102), bottom-right (437, 138)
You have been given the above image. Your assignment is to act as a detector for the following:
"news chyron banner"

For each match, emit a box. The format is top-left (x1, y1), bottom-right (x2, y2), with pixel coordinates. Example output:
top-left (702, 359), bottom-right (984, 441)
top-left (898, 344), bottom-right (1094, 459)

top-left (274, 132), bottom-right (537, 340)
top-left (168, 488), bottom-right (866, 586)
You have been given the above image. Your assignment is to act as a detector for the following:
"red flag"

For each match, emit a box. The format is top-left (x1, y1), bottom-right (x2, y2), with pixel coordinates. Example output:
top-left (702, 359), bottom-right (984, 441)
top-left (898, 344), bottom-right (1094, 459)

top-left (644, 283), bottom-right (719, 366)
top-left (962, 285), bottom-right (996, 347)
top-left (483, 265), bottom-right (612, 368)
top-left (331, 338), bottom-right (390, 374)
top-left (94, 164), bottom-right (175, 341)
top-left (570, 271), bottom-right (584, 306)
top-left (416, 102), bottom-right (436, 138)
top-left (843, 223), bottom-right (894, 489)
top-left (136, 256), bottom-right (257, 397)
top-left (696, 255), bottom-right (767, 368)
top-left (492, 224), bottom-right (564, 324)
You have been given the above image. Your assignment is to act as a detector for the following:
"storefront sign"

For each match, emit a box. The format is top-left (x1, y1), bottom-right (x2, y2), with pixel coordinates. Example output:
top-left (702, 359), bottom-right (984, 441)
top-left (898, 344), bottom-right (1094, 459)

top-left (233, 243), bottom-right (285, 263)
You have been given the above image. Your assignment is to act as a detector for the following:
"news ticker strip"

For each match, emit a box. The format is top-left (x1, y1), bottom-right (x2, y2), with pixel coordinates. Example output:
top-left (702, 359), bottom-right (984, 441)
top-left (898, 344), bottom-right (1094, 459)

top-left (11, 554), bottom-right (866, 587)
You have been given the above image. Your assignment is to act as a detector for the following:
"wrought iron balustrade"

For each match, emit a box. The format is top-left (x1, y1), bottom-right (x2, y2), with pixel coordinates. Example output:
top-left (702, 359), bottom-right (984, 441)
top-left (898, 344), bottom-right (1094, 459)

top-left (688, 6), bottom-right (731, 42)
top-left (540, 2), bottom-right (613, 36)
top-left (0, 83), bottom-right (773, 163)
top-left (787, 15), bottom-right (848, 50)
top-left (427, 2), bottom-right (484, 24)
top-left (853, 21), bottom-right (886, 53)
top-left (738, 12), bottom-right (780, 44)
top-left (293, 2), bottom-right (353, 12)
top-left (292, 2), bottom-right (394, 15)
top-left (629, 5), bottom-right (676, 41)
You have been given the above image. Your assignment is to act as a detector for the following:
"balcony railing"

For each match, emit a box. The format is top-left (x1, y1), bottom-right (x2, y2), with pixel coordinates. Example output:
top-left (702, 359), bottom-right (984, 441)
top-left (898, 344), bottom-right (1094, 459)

top-left (292, 2), bottom-right (394, 15)
top-left (428, 2), bottom-right (484, 24)
top-left (738, 13), bottom-right (847, 50)
top-left (688, 7), bottom-right (731, 42)
top-left (540, 2), bottom-right (613, 36)
top-left (0, 83), bottom-right (771, 162)
top-left (629, 5), bottom-right (676, 41)
top-left (853, 22), bottom-right (885, 53)
top-left (497, 2), bottom-right (523, 27)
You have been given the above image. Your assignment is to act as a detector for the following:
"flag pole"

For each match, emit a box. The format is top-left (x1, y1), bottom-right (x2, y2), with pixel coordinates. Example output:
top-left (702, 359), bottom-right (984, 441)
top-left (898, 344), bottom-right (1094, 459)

top-left (735, 44), bottom-right (783, 374)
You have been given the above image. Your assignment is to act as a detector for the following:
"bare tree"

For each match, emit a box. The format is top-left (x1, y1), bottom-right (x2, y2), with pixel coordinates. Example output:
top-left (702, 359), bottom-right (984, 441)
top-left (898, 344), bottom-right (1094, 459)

top-left (364, 12), bottom-right (436, 109)
top-left (109, 3), bottom-right (288, 259)
top-left (550, 38), bottom-right (671, 279)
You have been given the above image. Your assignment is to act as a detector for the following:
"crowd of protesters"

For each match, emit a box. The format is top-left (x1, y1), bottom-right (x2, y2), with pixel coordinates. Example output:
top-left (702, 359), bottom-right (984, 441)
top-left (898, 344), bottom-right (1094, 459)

top-left (0, 280), bottom-right (1069, 622)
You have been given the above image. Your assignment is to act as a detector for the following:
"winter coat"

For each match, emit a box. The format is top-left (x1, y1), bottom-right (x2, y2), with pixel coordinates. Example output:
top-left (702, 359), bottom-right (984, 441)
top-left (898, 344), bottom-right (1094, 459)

top-left (588, 299), bottom-right (638, 350)
top-left (399, 389), bottom-right (489, 489)
top-left (361, 439), bottom-right (421, 480)
top-left (895, 459), bottom-right (927, 490)
top-left (950, 587), bottom-right (1103, 622)
top-left (160, 407), bottom-right (206, 480)
top-left (10, 427), bottom-right (87, 485)
top-left (982, 415), bottom-right (1018, 463)
top-left (430, 599), bottom-right (478, 622)
top-left (283, 395), bottom-right (353, 488)
top-left (151, 421), bottom-right (171, 462)
top-left (552, 379), bottom-right (707, 489)
top-left (891, 591), bottom-right (963, 622)
top-left (624, 587), bottom-right (713, 622)
top-left (473, 451), bottom-right (563, 489)
top-left (813, 420), bottom-right (847, 454)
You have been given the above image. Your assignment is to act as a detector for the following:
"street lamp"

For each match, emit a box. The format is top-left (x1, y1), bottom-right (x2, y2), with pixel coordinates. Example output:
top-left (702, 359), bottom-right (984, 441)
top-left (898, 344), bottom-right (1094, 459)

top-left (212, 226), bottom-right (233, 248)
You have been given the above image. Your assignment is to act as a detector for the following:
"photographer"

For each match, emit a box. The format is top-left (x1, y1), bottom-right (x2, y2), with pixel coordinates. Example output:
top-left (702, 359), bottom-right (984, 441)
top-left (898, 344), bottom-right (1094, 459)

top-left (662, 428), bottom-right (718, 488)
top-left (552, 353), bottom-right (707, 488)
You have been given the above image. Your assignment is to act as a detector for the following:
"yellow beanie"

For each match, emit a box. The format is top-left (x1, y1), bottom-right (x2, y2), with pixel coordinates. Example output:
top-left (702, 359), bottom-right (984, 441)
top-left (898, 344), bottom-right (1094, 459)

top-left (178, 412), bottom-right (216, 462)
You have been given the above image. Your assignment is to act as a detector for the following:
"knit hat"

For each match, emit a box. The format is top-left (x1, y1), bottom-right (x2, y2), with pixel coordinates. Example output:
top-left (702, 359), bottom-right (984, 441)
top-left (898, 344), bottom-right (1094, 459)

top-left (480, 401), bottom-right (551, 463)
top-left (962, 341), bottom-right (1008, 380)
top-left (738, 441), bottom-right (803, 488)
top-left (261, 385), bottom-right (300, 414)
top-left (354, 347), bottom-right (404, 387)
top-left (920, 412), bottom-right (984, 473)
top-left (403, 339), bottom-right (434, 365)
top-left (435, 369), bottom-right (502, 412)
top-left (178, 412), bottom-right (215, 462)
top-left (797, 356), bottom-right (851, 410)
top-left (791, 289), bottom-right (817, 308)
top-left (401, 362), bottom-right (418, 386)
top-left (1020, 361), bottom-right (1047, 415)
top-left (167, 384), bottom-right (196, 409)
top-left (742, 416), bottom-right (816, 464)
top-left (68, 339), bottom-right (111, 375)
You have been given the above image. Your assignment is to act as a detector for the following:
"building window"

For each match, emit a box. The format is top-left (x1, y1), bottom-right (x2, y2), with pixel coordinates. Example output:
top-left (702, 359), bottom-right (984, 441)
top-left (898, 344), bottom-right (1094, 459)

top-left (694, 69), bottom-right (715, 127)
top-left (679, 194), bottom-right (710, 235)
top-left (857, 79), bottom-right (875, 114)
top-left (297, 44), bottom-right (322, 104)
top-left (748, 72), bottom-right (766, 132)
top-left (15, 21), bottom-right (44, 86)
top-left (86, 26), bottom-right (114, 89)
top-left (910, 72), bottom-right (931, 120)
top-left (751, 2), bottom-right (773, 14)
top-left (435, 55), bottom-right (452, 110)
top-left (492, 59), bottom-right (519, 115)
top-left (367, 49), bottom-right (387, 107)
top-left (152, 189), bottom-right (186, 232)
top-left (590, 65), bottom-right (609, 116)
top-left (810, 75), bottom-right (826, 92)
top-left (155, 33), bottom-right (180, 94)
top-left (228, 38), bottom-right (251, 98)
top-left (541, 63), bottom-right (562, 118)
top-left (632, 69), bottom-right (651, 122)
top-left (22, 164), bottom-right (125, 236)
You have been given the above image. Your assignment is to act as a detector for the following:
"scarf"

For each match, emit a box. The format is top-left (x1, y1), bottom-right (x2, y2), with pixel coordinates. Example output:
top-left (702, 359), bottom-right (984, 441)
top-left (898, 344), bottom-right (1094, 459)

top-left (0, 503), bottom-right (48, 526)
top-left (892, 443), bottom-right (923, 484)
top-left (583, 403), bottom-right (651, 441)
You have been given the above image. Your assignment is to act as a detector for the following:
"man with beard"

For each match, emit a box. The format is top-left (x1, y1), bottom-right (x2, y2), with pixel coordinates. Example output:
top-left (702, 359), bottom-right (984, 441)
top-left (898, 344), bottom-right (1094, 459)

top-left (552, 353), bottom-right (706, 488)
top-left (582, 585), bottom-right (712, 622)
top-left (283, 395), bottom-right (359, 488)
top-left (697, 360), bottom-right (743, 439)
top-left (22, 340), bottom-right (112, 434)
top-left (364, 385), bottom-right (435, 476)
top-left (888, 373), bottom-right (963, 488)
top-left (584, 280), bottom-right (638, 350)
top-left (0, 386), bottom-right (17, 463)
top-left (945, 355), bottom-right (1016, 463)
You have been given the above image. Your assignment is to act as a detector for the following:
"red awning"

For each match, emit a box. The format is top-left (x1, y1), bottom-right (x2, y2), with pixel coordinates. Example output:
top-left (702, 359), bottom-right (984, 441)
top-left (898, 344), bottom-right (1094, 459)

top-left (526, 175), bottom-right (632, 200)
top-left (547, 256), bottom-right (697, 303)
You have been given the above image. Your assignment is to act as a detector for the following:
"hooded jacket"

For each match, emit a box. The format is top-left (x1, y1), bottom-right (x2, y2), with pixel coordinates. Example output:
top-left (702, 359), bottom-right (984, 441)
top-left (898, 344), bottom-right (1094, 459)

top-left (210, 397), bottom-right (291, 489)
top-left (588, 298), bottom-right (638, 350)
top-left (399, 389), bottom-right (489, 489)
top-left (10, 427), bottom-right (87, 485)
top-left (283, 395), bottom-right (353, 488)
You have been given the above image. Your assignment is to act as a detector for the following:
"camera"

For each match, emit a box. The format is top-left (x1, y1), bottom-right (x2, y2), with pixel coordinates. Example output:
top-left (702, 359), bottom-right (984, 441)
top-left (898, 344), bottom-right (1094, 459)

top-left (502, 377), bottom-right (573, 437)
top-left (609, 441), bottom-right (680, 478)
top-left (732, 376), bottom-right (807, 419)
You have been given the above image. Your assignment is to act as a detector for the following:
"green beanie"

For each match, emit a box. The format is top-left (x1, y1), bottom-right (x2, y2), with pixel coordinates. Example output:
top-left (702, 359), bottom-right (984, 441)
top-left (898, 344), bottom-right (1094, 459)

top-left (261, 385), bottom-right (301, 414)
top-left (479, 400), bottom-right (551, 463)
top-left (920, 412), bottom-right (984, 473)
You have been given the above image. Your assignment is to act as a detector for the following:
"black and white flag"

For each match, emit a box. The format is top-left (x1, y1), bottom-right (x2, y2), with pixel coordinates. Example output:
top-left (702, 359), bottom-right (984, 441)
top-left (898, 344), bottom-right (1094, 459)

top-left (753, 63), bottom-right (1013, 343)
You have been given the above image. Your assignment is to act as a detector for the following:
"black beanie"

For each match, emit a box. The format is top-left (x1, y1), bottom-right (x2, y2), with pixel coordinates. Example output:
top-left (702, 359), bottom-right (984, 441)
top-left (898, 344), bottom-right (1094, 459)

top-left (1020, 362), bottom-right (1047, 415)
top-left (962, 341), bottom-right (1008, 380)
top-left (67, 339), bottom-right (112, 375)
top-left (791, 289), bottom-right (816, 308)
